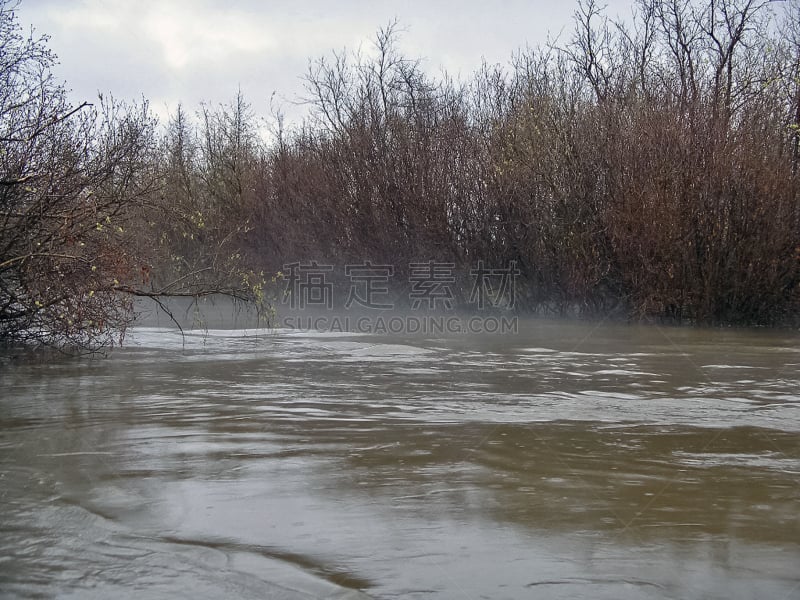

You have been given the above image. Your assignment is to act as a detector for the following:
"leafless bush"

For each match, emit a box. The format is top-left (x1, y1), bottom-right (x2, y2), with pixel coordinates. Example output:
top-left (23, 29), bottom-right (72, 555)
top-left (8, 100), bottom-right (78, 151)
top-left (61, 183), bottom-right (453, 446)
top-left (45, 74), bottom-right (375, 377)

top-left (5, 0), bottom-right (798, 342)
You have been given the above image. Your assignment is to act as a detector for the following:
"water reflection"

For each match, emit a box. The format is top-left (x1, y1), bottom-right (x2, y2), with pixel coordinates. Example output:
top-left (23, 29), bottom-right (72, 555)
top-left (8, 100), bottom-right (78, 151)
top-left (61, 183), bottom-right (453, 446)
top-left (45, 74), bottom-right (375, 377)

top-left (1, 319), bottom-right (799, 598)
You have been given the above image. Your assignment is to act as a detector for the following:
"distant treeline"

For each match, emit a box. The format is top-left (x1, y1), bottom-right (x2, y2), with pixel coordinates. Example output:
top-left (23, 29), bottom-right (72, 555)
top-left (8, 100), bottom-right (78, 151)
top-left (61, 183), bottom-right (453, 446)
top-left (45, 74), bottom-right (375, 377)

top-left (2, 0), bottom-right (800, 348)
top-left (164, 0), bottom-right (800, 325)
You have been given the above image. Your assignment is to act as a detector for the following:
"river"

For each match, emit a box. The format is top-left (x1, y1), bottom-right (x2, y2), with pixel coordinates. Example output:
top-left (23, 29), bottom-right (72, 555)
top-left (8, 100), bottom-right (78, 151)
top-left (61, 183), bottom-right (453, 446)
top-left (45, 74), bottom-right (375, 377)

top-left (1, 317), bottom-right (799, 599)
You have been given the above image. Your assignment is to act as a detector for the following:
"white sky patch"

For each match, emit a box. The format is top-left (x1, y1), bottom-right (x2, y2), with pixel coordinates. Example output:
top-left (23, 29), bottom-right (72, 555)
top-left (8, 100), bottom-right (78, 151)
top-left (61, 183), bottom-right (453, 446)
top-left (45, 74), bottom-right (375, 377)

top-left (42, 0), bottom-right (124, 31)
top-left (17, 0), bottom-right (634, 125)
top-left (142, 4), bottom-right (278, 70)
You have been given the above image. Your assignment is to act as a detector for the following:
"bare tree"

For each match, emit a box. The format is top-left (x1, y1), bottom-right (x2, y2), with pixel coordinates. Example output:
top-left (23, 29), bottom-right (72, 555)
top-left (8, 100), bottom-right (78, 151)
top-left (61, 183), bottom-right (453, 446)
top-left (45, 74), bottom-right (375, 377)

top-left (0, 3), bottom-right (267, 350)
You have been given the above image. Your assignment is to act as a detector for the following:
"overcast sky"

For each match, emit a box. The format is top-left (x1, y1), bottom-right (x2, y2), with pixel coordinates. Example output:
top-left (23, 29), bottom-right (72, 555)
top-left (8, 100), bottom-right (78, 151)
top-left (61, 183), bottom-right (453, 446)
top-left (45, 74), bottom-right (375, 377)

top-left (17, 0), bottom-right (634, 124)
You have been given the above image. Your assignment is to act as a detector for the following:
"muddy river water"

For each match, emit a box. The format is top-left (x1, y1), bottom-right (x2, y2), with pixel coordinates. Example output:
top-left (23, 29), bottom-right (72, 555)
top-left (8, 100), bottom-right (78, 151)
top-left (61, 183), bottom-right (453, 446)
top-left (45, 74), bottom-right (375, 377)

top-left (1, 318), bottom-right (799, 599)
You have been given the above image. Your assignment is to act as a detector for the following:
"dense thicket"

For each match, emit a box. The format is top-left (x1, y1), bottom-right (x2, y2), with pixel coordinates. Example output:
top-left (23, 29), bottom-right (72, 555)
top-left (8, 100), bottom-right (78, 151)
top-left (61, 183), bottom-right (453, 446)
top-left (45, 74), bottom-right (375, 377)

top-left (234, 0), bottom-right (798, 324)
top-left (2, 0), bottom-right (799, 349)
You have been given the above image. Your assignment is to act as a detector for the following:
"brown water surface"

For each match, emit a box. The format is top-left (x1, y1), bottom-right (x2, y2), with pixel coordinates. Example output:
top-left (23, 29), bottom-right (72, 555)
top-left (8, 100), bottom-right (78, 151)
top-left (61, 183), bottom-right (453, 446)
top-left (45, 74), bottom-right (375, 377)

top-left (1, 319), bottom-right (798, 599)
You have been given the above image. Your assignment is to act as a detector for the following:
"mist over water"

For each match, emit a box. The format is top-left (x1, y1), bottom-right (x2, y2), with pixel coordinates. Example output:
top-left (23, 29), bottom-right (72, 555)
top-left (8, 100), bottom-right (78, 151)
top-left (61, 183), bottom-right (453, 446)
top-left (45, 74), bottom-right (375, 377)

top-left (1, 315), bottom-right (799, 599)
